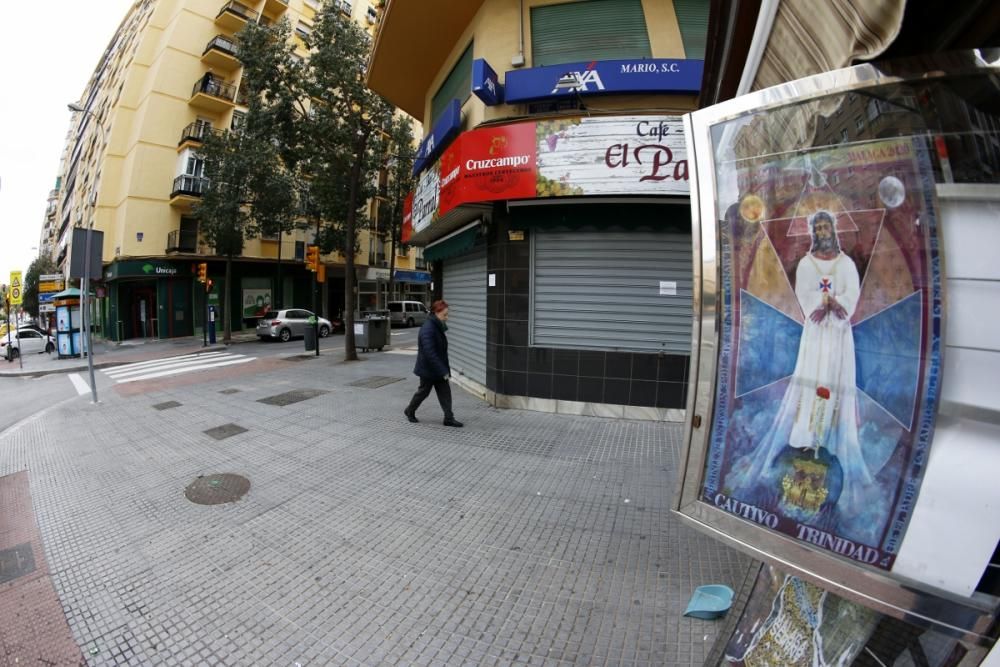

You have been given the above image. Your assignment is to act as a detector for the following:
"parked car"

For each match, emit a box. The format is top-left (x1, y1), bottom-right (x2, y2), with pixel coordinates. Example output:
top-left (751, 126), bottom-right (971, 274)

top-left (2, 327), bottom-right (55, 360)
top-left (256, 309), bottom-right (334, 342)
top-left (388, 301), bottom-right (429, 328)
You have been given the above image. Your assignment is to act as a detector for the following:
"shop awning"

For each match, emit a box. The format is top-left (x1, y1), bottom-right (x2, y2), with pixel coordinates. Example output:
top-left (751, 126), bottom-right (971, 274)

top-left (423, 225), bottom-right (481, 262)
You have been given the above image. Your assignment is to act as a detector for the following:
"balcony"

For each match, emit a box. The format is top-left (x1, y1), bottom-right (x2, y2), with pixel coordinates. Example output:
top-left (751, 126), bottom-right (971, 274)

top-left (215, 1), bottom-right (258, 32)
top-left (166, 228), bottom-right (199, 254)
top-left (201, 35), bottom-right (241, 71)
top-left (263, 0), bottom-right (288, 20)
top-left (170, 175), bottom-right (208, 208)
top-left (178, 122), bottom-right (221, 148)
top-left (189, 77), bottom-right (237, 113)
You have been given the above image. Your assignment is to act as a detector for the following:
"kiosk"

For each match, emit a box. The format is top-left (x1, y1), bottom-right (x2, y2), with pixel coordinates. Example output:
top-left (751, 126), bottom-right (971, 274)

top-left (52, 287), bottom-right (84, 359)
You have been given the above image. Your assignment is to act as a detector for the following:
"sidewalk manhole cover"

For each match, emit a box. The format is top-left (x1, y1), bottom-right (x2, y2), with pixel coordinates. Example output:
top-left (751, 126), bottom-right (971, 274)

top-left (152, 401), bottom-right (182, 411)
top-left (203, 423), bottom-right (248, 440)
top-left (184, 474), bottom-right (250, 505)
top-left (219, 388), bottom-right (240, 395)
top-left (0, 543), bottom-right (36, 584)
top-left (257, 389), bottom-right (328, 406)
top-left (348, 376), bottom-right (404, 389)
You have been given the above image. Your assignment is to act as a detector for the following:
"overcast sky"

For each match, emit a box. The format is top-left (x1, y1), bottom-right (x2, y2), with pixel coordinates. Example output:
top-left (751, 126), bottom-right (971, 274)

top-left (0, 0), bottom-right (135, 287)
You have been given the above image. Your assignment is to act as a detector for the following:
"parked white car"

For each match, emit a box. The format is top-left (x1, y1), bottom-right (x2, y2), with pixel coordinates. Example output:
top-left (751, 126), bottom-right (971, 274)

top-left (2, 327), bottom-right (55, 360)
top-left (256, 309), bottom-right (334, 342)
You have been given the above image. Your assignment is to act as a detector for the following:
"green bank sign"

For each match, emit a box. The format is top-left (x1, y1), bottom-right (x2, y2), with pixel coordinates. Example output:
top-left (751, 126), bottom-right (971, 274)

top-left (105, 260), bottom-right (185, 280)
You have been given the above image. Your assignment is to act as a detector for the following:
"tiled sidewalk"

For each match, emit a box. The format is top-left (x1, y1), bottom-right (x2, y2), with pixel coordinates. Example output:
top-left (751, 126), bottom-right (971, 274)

top-left (0, 350), bottom-right (751, 665)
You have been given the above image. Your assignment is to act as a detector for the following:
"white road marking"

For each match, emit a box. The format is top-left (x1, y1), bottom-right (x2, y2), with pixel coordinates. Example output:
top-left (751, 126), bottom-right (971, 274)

top-left (68, 373), bottom-right (90, 396)
top-left (386, 349), bottom-right (418, 355)
top-left (103, 352), bottom-right (256, 384)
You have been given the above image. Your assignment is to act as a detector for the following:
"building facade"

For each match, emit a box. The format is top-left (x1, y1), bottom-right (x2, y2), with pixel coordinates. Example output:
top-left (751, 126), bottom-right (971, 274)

top-left (368, 0), bottom-right (710, 421)
top-left (50, 0), bottom-right (428, 341)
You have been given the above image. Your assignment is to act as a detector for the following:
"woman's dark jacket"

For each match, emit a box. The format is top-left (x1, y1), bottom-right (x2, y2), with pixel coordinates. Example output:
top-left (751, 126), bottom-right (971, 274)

top-left (413, 314), bottom-right (450, 380)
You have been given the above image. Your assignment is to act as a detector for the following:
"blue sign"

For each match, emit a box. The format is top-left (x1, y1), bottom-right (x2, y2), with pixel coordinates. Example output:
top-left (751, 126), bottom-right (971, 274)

top-left (504, 58), bottom-right (703, 104)
top-left (394, 270), bottom-right (432, 284)
top-left (39, 292), bottom-right (56, 304)
top-left (472, 58), bottom-right (503, 106)
top-left (413, 99), bottom-right (462, 176)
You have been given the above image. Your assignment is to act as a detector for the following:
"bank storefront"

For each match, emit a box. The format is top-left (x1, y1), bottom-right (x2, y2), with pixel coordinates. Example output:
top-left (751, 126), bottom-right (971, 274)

top-left (407, 114), bottom-right (693, 419)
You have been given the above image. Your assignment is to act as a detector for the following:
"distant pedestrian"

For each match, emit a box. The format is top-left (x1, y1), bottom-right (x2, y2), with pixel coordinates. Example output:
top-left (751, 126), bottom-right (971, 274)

top-left (405, 300), bottom-right (463, 427)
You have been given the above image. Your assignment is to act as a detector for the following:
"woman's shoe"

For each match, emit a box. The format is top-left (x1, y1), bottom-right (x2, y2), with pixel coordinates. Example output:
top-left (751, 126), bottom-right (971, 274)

top-left (443, 418), bottom-right (464, 427)
top-left (404, 409), bottom-right (418, 423)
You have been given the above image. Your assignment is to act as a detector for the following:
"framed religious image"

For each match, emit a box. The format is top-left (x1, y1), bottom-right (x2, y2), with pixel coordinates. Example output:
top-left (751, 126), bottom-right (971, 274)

top-left (674, 52), bottom-right (1000, 645)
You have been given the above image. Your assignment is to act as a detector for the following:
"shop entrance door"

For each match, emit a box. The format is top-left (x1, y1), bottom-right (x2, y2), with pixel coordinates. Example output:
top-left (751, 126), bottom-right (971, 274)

top-left (131, 286), bottom-right (156, 339)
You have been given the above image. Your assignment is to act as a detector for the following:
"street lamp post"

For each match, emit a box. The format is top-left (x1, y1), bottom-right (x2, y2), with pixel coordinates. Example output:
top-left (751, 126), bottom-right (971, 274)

top-left (67, 102), bottom-right (104, 404)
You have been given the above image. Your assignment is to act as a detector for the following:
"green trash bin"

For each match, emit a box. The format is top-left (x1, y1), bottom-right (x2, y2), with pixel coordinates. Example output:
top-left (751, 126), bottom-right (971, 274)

top-left (304, 316), bottom-right (317, 351)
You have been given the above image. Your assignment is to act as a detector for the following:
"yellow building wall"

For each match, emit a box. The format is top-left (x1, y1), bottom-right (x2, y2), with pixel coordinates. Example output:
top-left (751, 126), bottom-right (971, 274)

top-left (420, 0), bottom-right (694, 133)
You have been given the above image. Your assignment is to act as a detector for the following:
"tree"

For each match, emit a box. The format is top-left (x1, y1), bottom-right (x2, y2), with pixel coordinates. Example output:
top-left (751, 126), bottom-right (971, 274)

top-left (301, 4), bottom-right (396, 361)
top-left (383, 117), bottom-right (416, 306)
top-left (23, 256), bottom-right (58, 319)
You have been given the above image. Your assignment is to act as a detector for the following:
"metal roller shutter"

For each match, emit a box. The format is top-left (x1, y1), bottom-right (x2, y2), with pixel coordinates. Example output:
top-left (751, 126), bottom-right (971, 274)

top-left (672, 0), bottom-right (710, 60)
top-left (530, 0), bottom-right (652, 67)
top-left (442, 250), bottom-right (487, 385)
top-left (532, 230), bottom-right (692, 353)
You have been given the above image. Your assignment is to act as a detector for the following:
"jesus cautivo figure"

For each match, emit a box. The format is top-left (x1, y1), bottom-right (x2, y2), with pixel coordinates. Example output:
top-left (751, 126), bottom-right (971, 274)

top-left (739, 210), bottom-right (873, 515)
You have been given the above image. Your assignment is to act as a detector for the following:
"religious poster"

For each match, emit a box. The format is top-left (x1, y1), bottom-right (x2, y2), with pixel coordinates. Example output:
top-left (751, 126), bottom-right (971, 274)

top-left (721, 565), bottom-right (970, 667)
top-left (701, 136), bottom-right (943, 570)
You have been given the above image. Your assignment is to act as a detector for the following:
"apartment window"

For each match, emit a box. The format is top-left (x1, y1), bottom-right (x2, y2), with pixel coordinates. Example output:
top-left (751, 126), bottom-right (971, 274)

top-left (867, 98), bottom-right (880, 121)
top-left (304, 0), bottom-right (320, 8)
top-left (840, 128), bottom-right (849, 144)
top-left (231, 111), bottom-right (246, 131)
top-left (295, 20), bottom-right (312, 39)
top-left (430, 41), bottom-right (473, 122)
top-left (530, 0), bottom-right (651, 67)
top-left (855, 116), bottom-right (865, 132)
top-left (337, 0), bottom-right (352, 14)
top-left (366, 5), bottom-right (377, 23)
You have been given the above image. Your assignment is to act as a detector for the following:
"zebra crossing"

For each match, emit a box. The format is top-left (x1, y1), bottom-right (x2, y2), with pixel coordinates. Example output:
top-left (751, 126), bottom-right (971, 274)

top-left (102, 351), bottom-right (256, 384)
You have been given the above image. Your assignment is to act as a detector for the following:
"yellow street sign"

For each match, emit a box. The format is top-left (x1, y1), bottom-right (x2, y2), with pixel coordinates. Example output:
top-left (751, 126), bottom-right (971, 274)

top-left (9, 271), bottom-right (23, 306)
top-left (39, 281), bottom-right (65, 293)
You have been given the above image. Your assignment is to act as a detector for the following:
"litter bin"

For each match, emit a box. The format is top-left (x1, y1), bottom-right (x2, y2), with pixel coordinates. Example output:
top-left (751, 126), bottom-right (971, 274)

top-left (356, 316), bottom-right (388, 352)
top-left (304, 323), bottom-right (317, 351)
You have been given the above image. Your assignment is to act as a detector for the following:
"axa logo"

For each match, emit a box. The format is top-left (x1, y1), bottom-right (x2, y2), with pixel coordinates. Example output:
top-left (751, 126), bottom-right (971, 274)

top-left (551, 62), bottom-right (604, 94)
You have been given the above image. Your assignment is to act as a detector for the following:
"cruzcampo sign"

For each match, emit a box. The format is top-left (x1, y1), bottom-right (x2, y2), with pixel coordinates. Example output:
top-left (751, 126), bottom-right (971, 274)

top-left (105, 260), bottom-right (184, 280)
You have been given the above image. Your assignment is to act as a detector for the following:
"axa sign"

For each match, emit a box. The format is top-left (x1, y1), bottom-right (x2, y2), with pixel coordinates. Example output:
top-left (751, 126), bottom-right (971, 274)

top-left (503, 58), bottom-right (703, 104)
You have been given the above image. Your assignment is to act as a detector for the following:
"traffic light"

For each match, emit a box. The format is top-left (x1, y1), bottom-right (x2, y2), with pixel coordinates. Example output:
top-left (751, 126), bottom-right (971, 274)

top-left (197, 262), bottom-right (207, 283)
top-left (306, 245), bottom-right (319, 272)
top-left (205, 278), bottom-right (214, 293)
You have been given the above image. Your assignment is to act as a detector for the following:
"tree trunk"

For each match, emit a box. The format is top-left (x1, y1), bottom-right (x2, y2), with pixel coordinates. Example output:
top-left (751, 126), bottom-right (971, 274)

top-left (275, 230), bottom-right (283, 309)
top-left (387, 214), bottom-right (397, 347)
top-left (224, 254), bottom-right (233, 343)
top-left (343, 129), bottom-right (368, 362)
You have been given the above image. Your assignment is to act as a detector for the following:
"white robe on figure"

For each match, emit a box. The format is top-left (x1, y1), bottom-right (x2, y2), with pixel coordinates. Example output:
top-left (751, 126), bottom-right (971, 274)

top-left (738, 250), bottom-right (873, 514)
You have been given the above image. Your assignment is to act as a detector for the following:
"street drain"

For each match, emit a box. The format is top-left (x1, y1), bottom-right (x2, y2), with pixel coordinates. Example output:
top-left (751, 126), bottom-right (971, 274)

top-left (203, 423), bottom-right (248, 440)
top-left (282, 355), bottom-right (315, 362)
top-left (219, 388), bottom-right (240, 395)
top-left (257, 389), bottom-right (328, 406)
top-left (0, 543), bottom-right (36, 584)
top-left (152, 401), bottom-right (182, 411)
top-left (347, 376), bottom-right (404, 389)
top-left (184, 474), bottom-right (250, 505)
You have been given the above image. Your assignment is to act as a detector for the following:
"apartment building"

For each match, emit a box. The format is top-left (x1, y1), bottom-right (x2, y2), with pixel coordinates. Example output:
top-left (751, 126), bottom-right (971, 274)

top-left (51, 0), bottom-right (427, 341)
top-left (368, 0), bottom-right (709, 420)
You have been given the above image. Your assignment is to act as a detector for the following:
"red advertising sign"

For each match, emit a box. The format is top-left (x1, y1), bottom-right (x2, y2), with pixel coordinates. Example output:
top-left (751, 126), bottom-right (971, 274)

top-left (401, 193), bottom-right (414, 243)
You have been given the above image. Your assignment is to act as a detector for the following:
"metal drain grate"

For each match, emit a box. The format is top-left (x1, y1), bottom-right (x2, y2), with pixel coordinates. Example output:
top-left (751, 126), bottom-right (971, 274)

top-left (219, 388), bottom-right (240, 395)
top-left (152, 401), bottom-right (182, 411)
top-left (256, 389), bottom-right (328, 406)
top-left (0, 543), bottom-right (36, 584)
top-left (203, 423), bottom-right (248, 440)
top-left (184, 473), bottom-right (251, 505)
top-left (282, 355), bottom-right (315, 362)
top-left (347, 376), bottom-right (404, 389)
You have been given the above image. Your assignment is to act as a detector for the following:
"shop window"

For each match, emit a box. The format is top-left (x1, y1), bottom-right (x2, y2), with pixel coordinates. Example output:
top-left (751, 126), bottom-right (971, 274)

top-left (430, 41), bottom-right (473, 123)
top-left (530, 0), bottom-right (652, 67)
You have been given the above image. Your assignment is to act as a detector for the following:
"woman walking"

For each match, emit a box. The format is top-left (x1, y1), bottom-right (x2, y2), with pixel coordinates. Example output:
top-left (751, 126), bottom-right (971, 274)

top-left (405, 300), bottom-right (463, 427)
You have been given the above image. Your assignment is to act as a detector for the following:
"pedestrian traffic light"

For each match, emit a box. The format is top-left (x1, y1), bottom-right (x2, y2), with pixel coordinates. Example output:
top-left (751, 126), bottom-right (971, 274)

top-left (205, 278), bottom-right (214, 293)
top-left (197, 262), bottom-right (207, 283)
top-left (306, 245), bottom-right (319, 272)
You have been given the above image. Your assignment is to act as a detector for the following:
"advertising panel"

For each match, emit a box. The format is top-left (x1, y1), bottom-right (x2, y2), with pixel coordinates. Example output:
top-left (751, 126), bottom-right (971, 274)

top-left (241, 289), bottom-right (272, 319)
top-left (410, 115), bottom-right (689, 238)
top-left (504, 58), bottom-right (703, 103)
top-left (701, 137), bottom-right (943, 570)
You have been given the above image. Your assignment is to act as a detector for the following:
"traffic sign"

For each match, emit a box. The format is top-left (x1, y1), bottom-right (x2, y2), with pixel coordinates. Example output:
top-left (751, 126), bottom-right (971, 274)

top-left (9, 271), bottom-right (23, 306)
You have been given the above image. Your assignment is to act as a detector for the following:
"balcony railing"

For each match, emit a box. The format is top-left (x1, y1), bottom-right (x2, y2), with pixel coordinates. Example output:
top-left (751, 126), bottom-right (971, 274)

top-left (204, 34), bottom-right (239, 58)
top-left (191, 78), bottom-right (238, 103)
top-left (171, 175), bottom-right (209, 198)
top-left (178, 122), bottom-right (221, 145)
top-left (166, 229), bottom-right (199, 253)
top-left (216, 1), bottom-right (258, 23)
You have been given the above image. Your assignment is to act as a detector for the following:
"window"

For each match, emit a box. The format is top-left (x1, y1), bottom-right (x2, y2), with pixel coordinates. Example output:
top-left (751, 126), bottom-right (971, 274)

top-left (295, 20), bottom-right (312, 39)
top-left (840, 128), bottom-right (849, 144)
top-left (304, 0), bottom-right (320, 8)
top-left (867, 98), bottom-right (880, 121)
top-left (366, 5), bottom-right (377, 23)
top-left (430, 41), bottom-right (473, 122)
top-left (231, 110), bottom-right (246, 131)
top-left (672, 0), bottom-right (709, 59)
top-left (389, 303), bottom-right (402, 313)
top-left (530, 0), bottom-right (651, 67)
top-left (855, 116), bottom-right (865, 132)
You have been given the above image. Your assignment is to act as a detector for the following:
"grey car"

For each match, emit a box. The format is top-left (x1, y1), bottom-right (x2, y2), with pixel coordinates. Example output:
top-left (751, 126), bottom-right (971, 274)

top-left (388, 300), bottom-right (429, 328)
top-left (256, 309), bottom-right (333, 342)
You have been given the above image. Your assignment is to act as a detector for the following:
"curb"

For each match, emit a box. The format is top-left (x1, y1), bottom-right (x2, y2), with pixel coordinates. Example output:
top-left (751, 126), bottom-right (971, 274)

top-left (0, 343), bottom-right (239, 379)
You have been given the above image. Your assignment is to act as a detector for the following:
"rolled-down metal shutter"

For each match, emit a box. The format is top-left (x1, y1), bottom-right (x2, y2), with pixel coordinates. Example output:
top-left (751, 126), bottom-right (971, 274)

top-left (442, 249), bottom-right (487, 385)
top-left (532, 230), bottom-right (692, 353)
top-left (530, 0), bottom-right (652, 67)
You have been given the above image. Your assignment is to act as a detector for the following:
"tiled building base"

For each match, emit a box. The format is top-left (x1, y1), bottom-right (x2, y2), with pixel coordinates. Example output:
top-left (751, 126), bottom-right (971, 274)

top-left (0, 471), bottom-right (84, 665)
